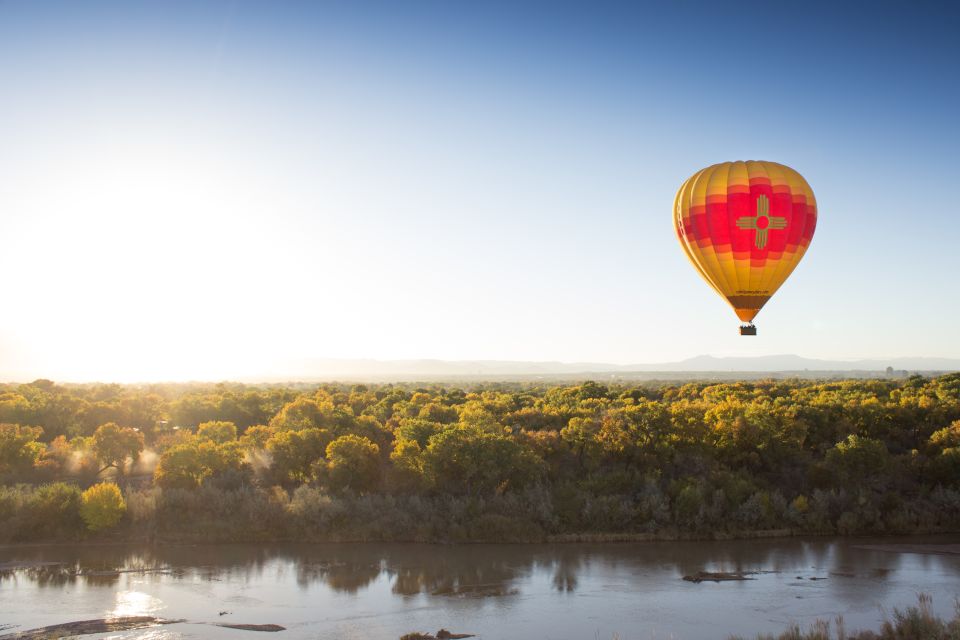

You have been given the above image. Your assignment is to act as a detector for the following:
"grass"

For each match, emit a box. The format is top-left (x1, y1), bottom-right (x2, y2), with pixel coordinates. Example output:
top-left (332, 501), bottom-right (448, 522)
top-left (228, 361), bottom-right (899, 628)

top-left (729, 594), bottom-right (960, 640)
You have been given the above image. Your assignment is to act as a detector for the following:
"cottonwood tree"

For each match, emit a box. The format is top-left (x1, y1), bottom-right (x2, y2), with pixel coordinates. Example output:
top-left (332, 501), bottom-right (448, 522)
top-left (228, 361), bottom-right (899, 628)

top-left (266, 428), bottom-right (331, 485)
top-left (91, 422), bottom-right (144, 481)
top-left (325, 435), bottom-right (380, 494)
top-left (0, 423), bottom-right (44, 476)
top-left (197, 421), bottom-right (238, 444)
top-left (421, 424), bottom-right (542, 496)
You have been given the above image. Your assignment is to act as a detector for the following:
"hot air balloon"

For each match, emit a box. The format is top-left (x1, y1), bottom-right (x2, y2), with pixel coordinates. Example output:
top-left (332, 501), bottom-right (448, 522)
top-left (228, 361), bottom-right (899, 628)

top-left (674, 161), bottom-right (817, 335)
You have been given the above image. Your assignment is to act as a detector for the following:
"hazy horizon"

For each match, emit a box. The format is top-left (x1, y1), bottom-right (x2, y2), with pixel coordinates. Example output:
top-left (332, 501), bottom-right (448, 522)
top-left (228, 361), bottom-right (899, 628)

top-left (3, 353), bottom-right (959, 385)
top-left (2, 1), bottom-right (958, 382)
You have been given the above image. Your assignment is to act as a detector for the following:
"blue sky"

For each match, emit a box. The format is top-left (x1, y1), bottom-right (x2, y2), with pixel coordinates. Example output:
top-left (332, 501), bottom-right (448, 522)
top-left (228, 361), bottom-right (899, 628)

top-left (1, 1), bottom-right (958, 380)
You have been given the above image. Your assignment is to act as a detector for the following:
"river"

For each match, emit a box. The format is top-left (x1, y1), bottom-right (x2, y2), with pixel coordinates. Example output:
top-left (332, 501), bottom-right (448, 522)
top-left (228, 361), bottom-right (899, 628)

top-left (1, 536), bottom-right (958, 639)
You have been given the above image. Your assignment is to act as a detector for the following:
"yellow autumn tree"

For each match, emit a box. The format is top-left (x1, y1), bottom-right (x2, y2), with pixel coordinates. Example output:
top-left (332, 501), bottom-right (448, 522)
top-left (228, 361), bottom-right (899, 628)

top-left (80, 482), bottom-right (126, 531)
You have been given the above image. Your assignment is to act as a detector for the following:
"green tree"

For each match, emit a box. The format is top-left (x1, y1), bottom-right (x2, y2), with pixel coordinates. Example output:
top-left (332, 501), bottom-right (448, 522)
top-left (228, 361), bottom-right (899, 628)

top-left (269, 397), bottom-right (329, 431)
top-left (0, 423), bottom-right (44, 476)
top-left (90, 423), bottom-right (144, 479)
top-left (388, 438), bottom-right (426, 492)
top-left (325, 435), bottom-right (381, 494)
top-left (928, 421), bottom-right (960, 453)
top-left (154, 442), bottom-right (210, 489)
top-left (422, 424), bottom-right (542, 496)
top-left (824, 434), bottom-right (891, 485)
top-left (0, 393), bottom-right (31, 425)
top-left (597, 409), bottom-right (638, 461)
top-left (154, 439), bottom-right (245, 489)
top-left (346, 414), bottom-right (392, 449)
top-left (240, 424), bottom-right (276, 449)
top-left (393, 418), bottom-right (443, 448)
top-left (197, 420), bottom-right (238, 444)
top-left (929, 447), bottom-right (960, 486)
top-left (560, 417), bottom-right (602, 469)
top-left (418, 402), bottom-right (459, 424)
top-left (266, 428), bottom-right (330, 484)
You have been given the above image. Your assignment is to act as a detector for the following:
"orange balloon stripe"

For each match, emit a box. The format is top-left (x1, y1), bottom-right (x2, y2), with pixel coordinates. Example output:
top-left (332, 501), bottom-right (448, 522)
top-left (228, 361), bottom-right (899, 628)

top-left (678, 168), bottom-right (730, 297)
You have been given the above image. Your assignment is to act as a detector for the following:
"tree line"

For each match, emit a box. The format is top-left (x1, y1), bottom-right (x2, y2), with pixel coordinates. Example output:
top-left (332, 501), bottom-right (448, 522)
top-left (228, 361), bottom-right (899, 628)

top-left (1, 375), bottom-right (958, 542)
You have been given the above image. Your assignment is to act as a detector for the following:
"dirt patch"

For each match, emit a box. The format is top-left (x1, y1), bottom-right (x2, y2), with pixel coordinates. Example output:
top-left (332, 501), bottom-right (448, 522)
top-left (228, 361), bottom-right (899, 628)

top-left (0, 617), bottom-right (289, 638)
top-left (0, 616), bottom-right (182, 639)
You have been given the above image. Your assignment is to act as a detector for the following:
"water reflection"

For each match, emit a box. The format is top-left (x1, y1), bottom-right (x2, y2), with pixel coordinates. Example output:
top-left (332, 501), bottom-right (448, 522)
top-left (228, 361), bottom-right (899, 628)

top-left (551, 548), bottom-right (582, 592)
top-left (0, 562), bottom-right (124, 588)
top-left (1, 537), bottom-right (958, 640)
top-left (295, 557), bottom-right (382, 593)
top-left (382, 546), bottom-right (529, 597)
top-left (0, 537), bottom-right (942, 597)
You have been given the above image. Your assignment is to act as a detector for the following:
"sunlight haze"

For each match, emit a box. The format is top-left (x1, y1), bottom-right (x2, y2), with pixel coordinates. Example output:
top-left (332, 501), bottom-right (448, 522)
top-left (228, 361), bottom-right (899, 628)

top-left (2, 1), bottom-right (958, 381)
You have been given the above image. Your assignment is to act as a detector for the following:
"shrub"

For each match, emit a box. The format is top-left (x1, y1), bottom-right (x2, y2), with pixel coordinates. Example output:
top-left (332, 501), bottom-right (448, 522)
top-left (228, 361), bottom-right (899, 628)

top-left (155, 485), bottom-right (287, 541)
top-left (0, 483), bottom-right (85, 542)
top-left (124, 487), bottom-right (159, 524)
top-left (80, 482), bottom-right (126, 531)
top-left (29, 482), bottom-right (84, 538)
top-left (674, 483), bottom-right (704, 528)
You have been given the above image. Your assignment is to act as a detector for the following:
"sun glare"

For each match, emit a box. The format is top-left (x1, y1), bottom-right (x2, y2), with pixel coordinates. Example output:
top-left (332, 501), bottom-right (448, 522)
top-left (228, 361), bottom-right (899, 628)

top-left (3, 136), bottom-right (306, 381)
top-left (110, 590), bottom-right (163, 618)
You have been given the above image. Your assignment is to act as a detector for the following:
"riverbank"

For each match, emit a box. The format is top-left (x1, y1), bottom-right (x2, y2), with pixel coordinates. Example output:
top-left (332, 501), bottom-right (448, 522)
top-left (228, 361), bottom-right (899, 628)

top-left (4, 481), bottom-right (960, 545)
top-left (3, 526), bottom-right (959, 549)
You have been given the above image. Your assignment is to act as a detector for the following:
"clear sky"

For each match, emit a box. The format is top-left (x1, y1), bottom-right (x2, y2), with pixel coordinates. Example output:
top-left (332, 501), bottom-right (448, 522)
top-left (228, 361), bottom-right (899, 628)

top-left (1, 1), bottom-right (958, 381)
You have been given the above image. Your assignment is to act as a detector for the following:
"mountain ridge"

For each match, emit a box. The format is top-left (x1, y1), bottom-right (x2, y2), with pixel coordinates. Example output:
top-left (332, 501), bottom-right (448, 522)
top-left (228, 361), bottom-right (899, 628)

top-left (269, 354), bottom-right (960, 380)
top-left (4, 355), bottom-right (956, 384)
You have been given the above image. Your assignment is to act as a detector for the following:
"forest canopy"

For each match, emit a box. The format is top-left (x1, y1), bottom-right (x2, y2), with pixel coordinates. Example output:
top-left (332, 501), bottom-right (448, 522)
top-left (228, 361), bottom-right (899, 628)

top-left (1, 374), bottom-right (958, 542)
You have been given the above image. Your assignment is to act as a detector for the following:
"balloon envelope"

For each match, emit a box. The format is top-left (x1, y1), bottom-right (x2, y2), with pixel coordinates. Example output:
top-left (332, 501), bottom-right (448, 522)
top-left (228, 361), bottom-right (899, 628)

top-left (674, 161), bottom-right (817, 324)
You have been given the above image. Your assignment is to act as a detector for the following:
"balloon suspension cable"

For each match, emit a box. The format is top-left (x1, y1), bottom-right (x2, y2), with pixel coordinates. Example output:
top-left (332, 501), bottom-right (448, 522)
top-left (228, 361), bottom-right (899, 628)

top-left (739, 323), bottom-right (757, 336)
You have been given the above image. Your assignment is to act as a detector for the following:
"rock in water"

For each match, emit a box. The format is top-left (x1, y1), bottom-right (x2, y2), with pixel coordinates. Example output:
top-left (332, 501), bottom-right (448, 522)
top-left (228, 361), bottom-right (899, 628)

top-left (216, 623), bottom-right (286, 632)
top-left (682, 571), bottom-right (752, 583)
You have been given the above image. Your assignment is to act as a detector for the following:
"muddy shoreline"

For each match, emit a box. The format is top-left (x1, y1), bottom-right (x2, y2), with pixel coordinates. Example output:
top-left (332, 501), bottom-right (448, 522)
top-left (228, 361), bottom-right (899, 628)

top-left (2, 526), bottom-right (958, 549)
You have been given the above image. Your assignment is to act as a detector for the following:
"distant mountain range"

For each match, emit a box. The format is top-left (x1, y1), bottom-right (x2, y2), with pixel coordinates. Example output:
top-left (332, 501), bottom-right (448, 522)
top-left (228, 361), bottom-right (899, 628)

top-left (640, 354), bottom-right (960, 373)
top-left (266, 354), bottom-right (960, 382)
top-left (4, 355), bottom-right (956, 384)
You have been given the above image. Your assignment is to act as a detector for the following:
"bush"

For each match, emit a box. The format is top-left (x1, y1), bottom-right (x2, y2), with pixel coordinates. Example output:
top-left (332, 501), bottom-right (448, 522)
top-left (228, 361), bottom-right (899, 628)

top-left (80, 482), bottom-right (126, 531)
top-left (0, 483), bottom-right (85, 542)
top-left (29, 482), bottom-right (84, 538)
top-left (156, 485), bottom-right (287, 541)
top-left (124, 487), bottom-right (159, 524)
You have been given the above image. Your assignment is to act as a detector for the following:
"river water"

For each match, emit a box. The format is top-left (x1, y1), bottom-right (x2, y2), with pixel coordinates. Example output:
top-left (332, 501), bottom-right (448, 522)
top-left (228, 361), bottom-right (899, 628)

top-left (1, 537), bottom-right (958, 639)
